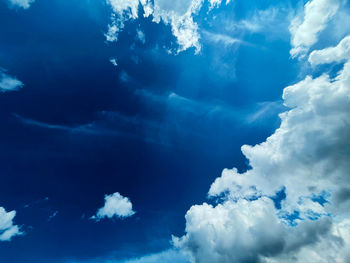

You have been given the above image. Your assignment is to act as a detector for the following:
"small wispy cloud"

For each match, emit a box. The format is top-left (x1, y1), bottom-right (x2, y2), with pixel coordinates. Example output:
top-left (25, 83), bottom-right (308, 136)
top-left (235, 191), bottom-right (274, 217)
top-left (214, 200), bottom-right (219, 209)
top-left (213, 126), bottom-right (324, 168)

top-left (245, 100), bottom-right (285, 124)
top-left (109, 58), bottom-right (118, 67)
top-left (202, 30), bottom-right (242, 47)
top-left (136, 29), bottom-right (146, 44)
top-left (13, 113), bottom-right (96, 134)
top-left (0, 70), bottom-right (24, 92)
top-left (64, 249), bottom-right (188, 263)
top-left (7, 0), bottom-right (35, 9)
top-left (48, 211), bottom-right (59, 221)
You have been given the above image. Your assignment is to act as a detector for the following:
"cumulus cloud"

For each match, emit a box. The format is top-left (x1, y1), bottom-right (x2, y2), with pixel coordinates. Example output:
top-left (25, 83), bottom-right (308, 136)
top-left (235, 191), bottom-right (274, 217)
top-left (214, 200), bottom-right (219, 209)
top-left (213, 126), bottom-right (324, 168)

top-left (0, 207), bottom-right (22, 242)
top-left (289, 0), bottom-right (339, 58)
top-left (92, 192), bottom-right (135, 220)
top-left (105, 0), bottom-right (231, 53)
top-left (173, 32), bottom-right (350, 262)
top-left (7, 0), bottom-right (35, 9)
top-left (0, 70), bottom-right (24, 92)
top-left (309, 35), bottom-right (350, 65)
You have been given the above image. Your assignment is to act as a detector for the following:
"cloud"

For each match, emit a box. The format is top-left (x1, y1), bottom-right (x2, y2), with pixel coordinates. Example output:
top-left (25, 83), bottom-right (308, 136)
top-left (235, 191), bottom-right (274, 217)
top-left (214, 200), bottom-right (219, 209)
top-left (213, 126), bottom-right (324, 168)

top-left (136, 29), bottom-right (146, 44)
top-left (65, 249), bottom-right (189, 263)
top-left (7, 0), bottom-right (35, 9)
top-left (120, 71), bottom-right (131, 82)
top-left (309, 35), bottom-right (350, 65)
top-left (48, 211), bottom-right (59, 221)
top-left (105, 0), bottom-right (231, 53)
top-left (0, 70), bottom-right (24, 92)
top-left (174, 198), bottom-right (336, 263)
top-left (0, 207), bottom-right (23, 242)
top-left (202, 30), bottom-right (242, 47)
top-left (110, 58), bottom-right (118, 67)
top-left (289, 0), bottom-right (339, 58)
top-left (173, 33), bottom-right (350, 262)
top-left (245, 100), bottom-right (285, 124)
top-left (92, 192), bottom-right (135, 221)
top-left (13, 113), bottom-right (99, 134)
top-left (120, 249), bottom-right (189, 263)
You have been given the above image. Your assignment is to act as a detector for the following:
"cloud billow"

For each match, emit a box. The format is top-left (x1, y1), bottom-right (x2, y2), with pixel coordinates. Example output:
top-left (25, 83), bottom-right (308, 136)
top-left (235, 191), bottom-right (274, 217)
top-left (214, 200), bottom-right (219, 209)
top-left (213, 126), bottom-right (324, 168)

top-left (173, 5), bottom-right (350, 262)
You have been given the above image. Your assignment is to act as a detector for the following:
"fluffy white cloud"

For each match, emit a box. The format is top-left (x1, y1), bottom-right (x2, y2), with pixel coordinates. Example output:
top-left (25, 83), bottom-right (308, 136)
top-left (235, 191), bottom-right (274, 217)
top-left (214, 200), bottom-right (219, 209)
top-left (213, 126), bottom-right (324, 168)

top-left (92, 192), bottom-right (135, 220)
top-left (105, 0), bottom-right (230, 53)
top-left (289, 0), bottom-right (339, 58)
top-left (174, 33), bottom-right (350, 262)
top-left (0, 207), bottom-right (22, 242)
top-left (309, 35), bottom-right (350, 65)
top-left (174, 198), bottom-right (338, 263)
top-left (0, 70), bottom-right (24, 92)
top-left (7, 0), bottom-right (35, 9)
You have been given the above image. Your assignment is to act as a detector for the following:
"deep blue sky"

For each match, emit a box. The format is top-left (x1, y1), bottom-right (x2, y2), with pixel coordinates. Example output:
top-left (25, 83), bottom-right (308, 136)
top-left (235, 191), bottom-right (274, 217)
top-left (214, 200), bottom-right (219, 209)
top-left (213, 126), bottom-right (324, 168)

top-left (0, 0), bottom-right (301, 262)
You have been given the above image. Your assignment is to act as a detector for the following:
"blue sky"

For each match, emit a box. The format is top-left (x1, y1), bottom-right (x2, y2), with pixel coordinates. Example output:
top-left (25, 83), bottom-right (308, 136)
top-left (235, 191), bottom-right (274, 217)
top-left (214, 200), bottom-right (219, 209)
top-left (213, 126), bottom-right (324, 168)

top-left (1, 0), bottom-right (350, 262)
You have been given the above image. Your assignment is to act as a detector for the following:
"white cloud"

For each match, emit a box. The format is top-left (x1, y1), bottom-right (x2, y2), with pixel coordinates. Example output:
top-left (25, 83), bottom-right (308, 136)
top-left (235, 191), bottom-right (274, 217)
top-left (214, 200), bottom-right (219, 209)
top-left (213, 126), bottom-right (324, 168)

top-left (8, 0), bottom-right (35, 9)
top-left (309, 35), bottom-right (350, 65)
top-left (238, 7), bottom-right (282, 33)
top-left (121, 249), bottom-right (189, 263)
top-left (202, 30), bottom-right (241, 47)
top-left (92, 192), bottom-right (135, 220)
top-left (105, 0), bottom-right (231, 53)
top-left (65, 249), bottom-right (189, 263)
top-left (110, 58), bottom-right (118, 67)
top-left (174, 198), bottom-right (336, 263)
top-left (174, 34), bottom-right (350, 262)
top-left (0, 70), bottom-right (24, 92)
top-left (0, 207), bottom-right (22, 242)
top-left (136, 29), bottom-right (146, 44)
top-left (289, 0), bottom-right (339, 58)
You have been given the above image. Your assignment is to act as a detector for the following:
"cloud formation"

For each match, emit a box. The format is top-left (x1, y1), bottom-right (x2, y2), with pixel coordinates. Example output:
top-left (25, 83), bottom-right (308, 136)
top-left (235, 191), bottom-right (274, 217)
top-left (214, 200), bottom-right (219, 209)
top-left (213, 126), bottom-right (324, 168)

top-left (92, 192), bottom-right (135, 220)
top-left (105, 0), bottom-right (231, 53)
top-left (7, 0), bottom-right (35, 9)
top-left (289, 0), bottom-right (339, 58)
top-left (0, 207), bottom-right (22, 242)
top-left (174, 24), bottom-right (350, 263)
top-left (0, 70), bottom-right (24, 92)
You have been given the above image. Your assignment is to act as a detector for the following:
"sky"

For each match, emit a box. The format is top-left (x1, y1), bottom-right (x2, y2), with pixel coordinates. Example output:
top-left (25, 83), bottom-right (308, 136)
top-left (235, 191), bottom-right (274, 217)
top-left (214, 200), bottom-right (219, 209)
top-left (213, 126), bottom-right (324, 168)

top-left (0, 0), bottom-right (350, 262)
